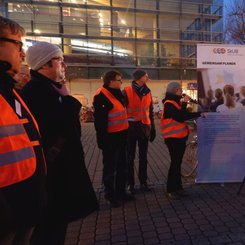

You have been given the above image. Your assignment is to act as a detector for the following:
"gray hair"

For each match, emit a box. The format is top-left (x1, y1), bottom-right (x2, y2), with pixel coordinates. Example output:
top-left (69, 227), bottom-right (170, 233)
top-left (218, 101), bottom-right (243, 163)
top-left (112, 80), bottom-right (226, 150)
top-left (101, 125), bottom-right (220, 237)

top-left (166, 81), bottom-right (181, 94)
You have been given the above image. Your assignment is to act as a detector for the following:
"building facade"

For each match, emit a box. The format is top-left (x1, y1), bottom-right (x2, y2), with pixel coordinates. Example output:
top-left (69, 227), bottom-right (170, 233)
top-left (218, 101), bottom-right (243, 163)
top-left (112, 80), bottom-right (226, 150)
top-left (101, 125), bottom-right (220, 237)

top-left (1, 0), bottom-right (223, 105)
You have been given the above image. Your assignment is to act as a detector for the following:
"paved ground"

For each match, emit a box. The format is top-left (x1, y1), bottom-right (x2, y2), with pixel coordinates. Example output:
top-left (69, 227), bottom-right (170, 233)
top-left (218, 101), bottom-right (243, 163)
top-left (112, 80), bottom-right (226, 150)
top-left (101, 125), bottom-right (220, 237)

top-left (64, 121), bottom-right (245, 245)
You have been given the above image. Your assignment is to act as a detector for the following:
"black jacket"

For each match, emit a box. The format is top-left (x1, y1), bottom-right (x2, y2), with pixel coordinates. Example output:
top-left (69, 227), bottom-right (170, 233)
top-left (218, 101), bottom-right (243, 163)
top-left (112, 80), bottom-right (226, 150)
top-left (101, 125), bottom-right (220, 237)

top-left (21, 70), bottom-right (98, 222)
top-left (93, 85), bottom-right (128, 150)
top-left (0, 68), bottom-right (46, 234)
top-left (162, 92), bottom-right (201, 122)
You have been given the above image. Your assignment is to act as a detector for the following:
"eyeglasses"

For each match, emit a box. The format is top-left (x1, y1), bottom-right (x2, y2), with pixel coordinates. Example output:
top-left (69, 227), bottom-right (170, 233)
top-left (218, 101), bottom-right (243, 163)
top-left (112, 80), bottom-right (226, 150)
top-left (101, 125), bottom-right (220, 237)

top-left (0, 37), bottom-right (23, 52)
top-left (51, 57), bottom-right (66, 66)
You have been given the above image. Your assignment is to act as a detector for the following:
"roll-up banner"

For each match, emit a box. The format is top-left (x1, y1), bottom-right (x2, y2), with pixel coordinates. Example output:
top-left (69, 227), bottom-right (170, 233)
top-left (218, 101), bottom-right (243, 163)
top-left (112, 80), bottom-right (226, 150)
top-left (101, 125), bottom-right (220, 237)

top-left (196, 44), bottom-right (245, 183)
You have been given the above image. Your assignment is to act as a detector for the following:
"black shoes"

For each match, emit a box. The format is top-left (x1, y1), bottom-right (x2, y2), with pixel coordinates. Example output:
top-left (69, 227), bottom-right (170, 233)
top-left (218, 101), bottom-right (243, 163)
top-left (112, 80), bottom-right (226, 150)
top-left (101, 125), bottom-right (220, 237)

top-left (166, 190), bottom-right (188, 200)
top-left (105, 197), bottom-right (121, 208)
top-left (127, 183), bottom-right (152, 193)
top-left (118, 193), bottom-right (135, 202)
top-left (166, 192), bottom-right (180, 200)
top-left (140, 183), bottom-right (152, 192)
top-left (127, 185), bottom-right (135, 195)
top-left (105, 192), bottom-right (135, 208)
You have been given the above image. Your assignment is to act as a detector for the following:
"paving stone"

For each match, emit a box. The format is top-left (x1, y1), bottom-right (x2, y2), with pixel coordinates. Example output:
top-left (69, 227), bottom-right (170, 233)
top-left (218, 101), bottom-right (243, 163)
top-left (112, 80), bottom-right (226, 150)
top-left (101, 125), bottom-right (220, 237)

top-left (209, 234), bottom-right (232, 244)
top-left (144, 237), bottom-right (160, 245)
top-left (64, 122), bottom-right (245, 245)
top-left (228, 232), bottom-right (245, 242)
top-left (78, 239), bottom-right (94, 245)
top-left (127, 236), bottom-right (143, 244)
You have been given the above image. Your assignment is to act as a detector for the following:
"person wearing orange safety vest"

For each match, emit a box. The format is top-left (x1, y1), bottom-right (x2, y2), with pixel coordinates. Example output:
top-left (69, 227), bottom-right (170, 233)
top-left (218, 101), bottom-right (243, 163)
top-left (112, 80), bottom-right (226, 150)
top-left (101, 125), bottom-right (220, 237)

top-left (93, 70), bottom-right (134, 208)
top-left (0, 16), bottom-right (46, 245)
top-left (161, 81), bottom-right (201, 200)
top-left (123, 69), bottom-right (156, 194)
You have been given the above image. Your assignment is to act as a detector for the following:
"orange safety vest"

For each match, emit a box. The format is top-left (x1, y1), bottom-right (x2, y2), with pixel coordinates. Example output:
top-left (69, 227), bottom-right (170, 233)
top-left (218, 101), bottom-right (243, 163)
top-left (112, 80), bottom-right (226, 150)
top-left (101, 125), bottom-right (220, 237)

top-left (160, 100), bottom-right (189, 138)
top-left (94, 87), bottom-right (128, 133)
top-left (124, 86), bottom-right (151, 125)
top-left (0, 90), bottom-right (42, 188)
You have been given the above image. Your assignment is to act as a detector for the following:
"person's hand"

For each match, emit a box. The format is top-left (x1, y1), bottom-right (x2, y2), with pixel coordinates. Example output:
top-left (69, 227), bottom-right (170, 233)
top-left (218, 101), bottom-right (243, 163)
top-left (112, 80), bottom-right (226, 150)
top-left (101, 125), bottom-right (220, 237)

top-left (200, 112), bottom-right (208, 118)
top-left (181, 94), bottom-right (191, 103)
top-left (149, 128), bottom-right (156, 142)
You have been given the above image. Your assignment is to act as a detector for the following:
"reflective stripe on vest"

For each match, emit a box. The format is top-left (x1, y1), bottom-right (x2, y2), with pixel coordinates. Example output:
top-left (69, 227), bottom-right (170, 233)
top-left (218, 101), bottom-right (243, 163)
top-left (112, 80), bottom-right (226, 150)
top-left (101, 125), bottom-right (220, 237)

top-left (0, 93), bottom-right (38, 188)
top-left (0, 124), bottom-right (25, 137)
top-left (124, 86), bottom-right (151, 125)
top-left (160, 100), bottom-right (189, 138)
top-left (94, 87), bottom-right (129, 133)
top-left (0, 147), bottom-right (34, 167)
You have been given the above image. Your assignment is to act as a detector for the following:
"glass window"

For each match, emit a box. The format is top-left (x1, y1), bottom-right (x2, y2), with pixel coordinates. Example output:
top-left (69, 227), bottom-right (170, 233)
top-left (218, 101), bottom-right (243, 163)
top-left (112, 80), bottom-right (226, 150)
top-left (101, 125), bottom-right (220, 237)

top-left (112, 10), bottom-right (135, 37)
top-left (136, 42), bottom-right (158, 66)
top-left (15, 5), bottom-right (60, 34)
top-left (87, 9), bottom-right (111, 37)
top-left (180, 16), bottom-right (198, 31)
top-left (112, 0), bottom-right (134, 8)
top-left (89, 67), bottom-right (109, 79)
top-left (8, 3), bottom-right (35, 24)
top-left (63, 7), bottom-right (86, 35)
top-left (159, 69), bottom-right (179, 80)
top-left (137, 42), bottom-right (157, 57)
top-left (136, 0), bottom-right (156, 10)
top-left (182, 2), bottom-right (199, 14)
top-left (159, 0), bottom-right (180, 12)
top-left (159, 15), bottom-right (180, 41)
top-left (65, 38), bottom-right (112, 65)
top-left (66, 66), bottom-right (88, 80)
top-left (145, 69), bottom-right (158, 80)
top-left (159, 42), bottom-right (179, 59)
top-left (136, 13), bottom-right (156, 39)
top-left (160, 30), bottom-right (179, 41)
top-left (33, 5), bottom-right (60, 22)
top-left (85, 0), bottom-right (110, 6)
top-left (184, 69), bottom-right (197, 80)
top-left (37, 0), bottom-right (110, 5)
top-left (181, 43), bottom-right (196, 59)
top-left (33, 22), bottom-right (60, 35)
top-left (159, 15), bottom-right (179, 29)
top-left (113, 40), bottom-right (135, 66)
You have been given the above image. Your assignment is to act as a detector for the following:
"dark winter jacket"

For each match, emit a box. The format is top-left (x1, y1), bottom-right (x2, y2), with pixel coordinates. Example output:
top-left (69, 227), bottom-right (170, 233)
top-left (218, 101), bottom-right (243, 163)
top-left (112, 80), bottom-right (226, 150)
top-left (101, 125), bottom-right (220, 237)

top-left (21, 70), bottom-right (98, 222)
top-left (0, 68), bottom-right (47, 235)
top-left (162, 92), bottom-right (201, 122)
top-left (93, 85), bottom-right (128, 150)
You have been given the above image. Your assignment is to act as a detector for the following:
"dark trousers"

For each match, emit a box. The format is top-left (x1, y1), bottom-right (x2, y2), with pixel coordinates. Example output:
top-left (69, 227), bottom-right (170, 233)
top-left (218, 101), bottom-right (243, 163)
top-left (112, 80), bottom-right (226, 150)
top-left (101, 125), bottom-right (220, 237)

top-left (165, 137), bottom-right (187, 193)
top-left (0, 227), bottom-right (33, 245)
top-left (127, 126), bottom-right (149, 187)
top-left (102, 145), bottom-right (127, 200)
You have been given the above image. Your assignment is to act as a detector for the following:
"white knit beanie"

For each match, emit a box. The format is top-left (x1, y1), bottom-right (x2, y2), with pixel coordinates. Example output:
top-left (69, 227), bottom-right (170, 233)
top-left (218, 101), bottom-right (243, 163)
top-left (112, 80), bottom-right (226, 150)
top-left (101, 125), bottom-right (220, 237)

top-left (26, 42), bottom-right (63, 71)
top-left (166, 81), bottom-right (181, 94)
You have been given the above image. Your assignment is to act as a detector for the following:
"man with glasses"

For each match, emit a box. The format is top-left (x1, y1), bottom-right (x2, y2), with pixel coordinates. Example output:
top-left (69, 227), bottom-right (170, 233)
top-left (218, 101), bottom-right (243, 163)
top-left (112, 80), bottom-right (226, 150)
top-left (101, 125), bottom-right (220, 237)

top-left (0, 16), bottom-right (47, 245)
top-left (93, 70), bottom-right (134, 208)
top-left (21, 42), bottom-right (98, 244)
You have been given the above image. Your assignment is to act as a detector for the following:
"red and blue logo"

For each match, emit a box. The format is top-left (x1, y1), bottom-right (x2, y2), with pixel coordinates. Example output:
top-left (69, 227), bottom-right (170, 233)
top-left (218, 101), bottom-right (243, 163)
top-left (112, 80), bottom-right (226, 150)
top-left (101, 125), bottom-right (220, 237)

top-left (213, 48), bottom-right (226, 54)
